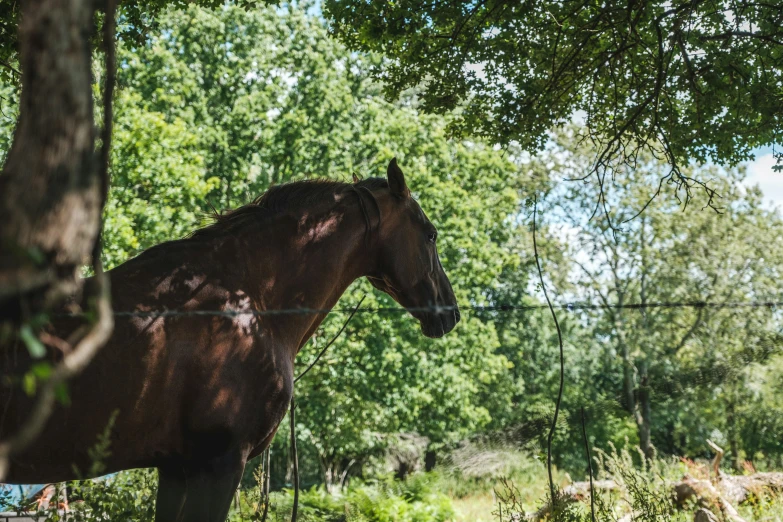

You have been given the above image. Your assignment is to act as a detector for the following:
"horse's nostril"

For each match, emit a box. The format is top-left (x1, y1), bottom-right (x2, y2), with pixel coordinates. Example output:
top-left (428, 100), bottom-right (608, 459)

top-left (454, 309), bottom-right (461, 323)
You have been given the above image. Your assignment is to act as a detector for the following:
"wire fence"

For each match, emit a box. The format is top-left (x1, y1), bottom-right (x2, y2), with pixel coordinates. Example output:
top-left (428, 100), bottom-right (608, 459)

top-left (55, 299), bottom-right (783, 319)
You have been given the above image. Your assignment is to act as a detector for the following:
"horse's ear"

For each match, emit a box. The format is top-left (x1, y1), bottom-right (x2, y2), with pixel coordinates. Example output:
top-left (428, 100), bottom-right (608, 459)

top-left (387, 158), bottom-right (410, 198)
top-left (352, 173), bottom-right (361, 184)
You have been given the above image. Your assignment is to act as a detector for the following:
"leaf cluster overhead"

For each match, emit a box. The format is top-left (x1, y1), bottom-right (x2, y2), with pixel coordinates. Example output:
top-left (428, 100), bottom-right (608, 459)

top-left (325, 0), bottom-right (783, 194)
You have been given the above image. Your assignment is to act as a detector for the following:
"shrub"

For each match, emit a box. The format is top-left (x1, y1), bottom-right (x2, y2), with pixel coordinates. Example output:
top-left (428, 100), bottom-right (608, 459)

top-left (234, 473), bottom-right (454, 522)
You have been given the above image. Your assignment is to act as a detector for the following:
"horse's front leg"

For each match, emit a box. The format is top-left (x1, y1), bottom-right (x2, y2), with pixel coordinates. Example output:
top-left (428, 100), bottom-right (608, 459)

top-left (155, 450), bottom-right (246, 522)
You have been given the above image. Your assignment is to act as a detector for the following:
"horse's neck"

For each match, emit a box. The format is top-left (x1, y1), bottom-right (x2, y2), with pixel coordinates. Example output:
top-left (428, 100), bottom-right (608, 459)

top-left (242, 203), bottom-right (371, 350)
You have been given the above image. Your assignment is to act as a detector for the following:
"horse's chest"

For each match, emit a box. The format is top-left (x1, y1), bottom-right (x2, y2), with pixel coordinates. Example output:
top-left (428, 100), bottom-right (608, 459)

top-left (194, 341), bottom-right (293, 450)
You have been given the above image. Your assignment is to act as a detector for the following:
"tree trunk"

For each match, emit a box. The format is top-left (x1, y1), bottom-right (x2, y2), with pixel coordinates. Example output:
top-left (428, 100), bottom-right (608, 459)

top-left (636, 366), bottom-right (653, 460)
top-left (636, 217), bottom-right (653, 460)
top-left (621, 337), bottom-right (634, 415)
top-left (725, 389), bottom-right (742, 472)
top-left (0, 0), bottom-right (100, 317)
top-left (425, 449), bottom-right (436, 471)
top-left (323, 462), bottom-right (336, 494)
top-left (613, 299), bottom-right (635, 416)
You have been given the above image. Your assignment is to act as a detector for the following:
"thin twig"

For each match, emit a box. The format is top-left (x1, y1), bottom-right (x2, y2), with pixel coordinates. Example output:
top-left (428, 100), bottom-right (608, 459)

top-left (294, 295), bottom-right (366, 383)
top-left (532, 194), bottom-right (566, 507)
top-left (254, 447), bottom-right (267, 514)
top-left (0, 59), bottom-right (20, 76)
top-left (98, 0), bottom-right (117, 216)
top-left (0, 267), bottom-right (114, 480)
top-left (38, 331), bottom-right (72, 354)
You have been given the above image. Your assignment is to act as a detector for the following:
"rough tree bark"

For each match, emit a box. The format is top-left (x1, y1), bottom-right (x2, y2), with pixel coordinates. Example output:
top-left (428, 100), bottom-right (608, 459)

top-left (0, 0), bottom-right (101, 317)
top-left (0, 0), bottom-right (115, 478)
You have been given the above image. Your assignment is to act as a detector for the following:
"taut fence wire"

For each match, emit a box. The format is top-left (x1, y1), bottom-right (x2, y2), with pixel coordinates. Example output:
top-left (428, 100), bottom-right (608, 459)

top-left (54, 299), bottom-right (783, 319)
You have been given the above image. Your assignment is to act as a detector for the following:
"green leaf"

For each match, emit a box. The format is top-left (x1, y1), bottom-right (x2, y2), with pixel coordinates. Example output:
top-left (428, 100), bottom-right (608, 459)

top-left (54, 382), bottom-right (71, 406)
top-left (25, 246), bottom-right (45, 265)
top-left (22, 372), bottom-right (36, 396)
top-left (31, 362), bottom-right (52, 380)
top-left (19, 324), bottom-right (46, 358)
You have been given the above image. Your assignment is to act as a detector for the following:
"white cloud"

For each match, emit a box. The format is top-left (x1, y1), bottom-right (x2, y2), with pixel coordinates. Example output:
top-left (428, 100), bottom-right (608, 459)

top-left (744, 153), bottom-right (783, 210)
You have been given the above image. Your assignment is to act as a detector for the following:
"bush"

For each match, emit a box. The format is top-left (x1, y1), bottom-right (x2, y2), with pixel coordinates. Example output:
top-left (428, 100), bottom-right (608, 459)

top-left (66, 469), bottom-right (158, 522)
top-left (490, 442), bottom-right (783, 522)
top-left (591, 443), bottom-right (684, 522)
top-left (0, 469), bottom-right (157, 522)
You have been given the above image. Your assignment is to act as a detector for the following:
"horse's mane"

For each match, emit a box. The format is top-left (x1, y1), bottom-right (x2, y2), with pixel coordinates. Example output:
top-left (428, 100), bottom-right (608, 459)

top-left (190, 177), bottom-right (388, 239)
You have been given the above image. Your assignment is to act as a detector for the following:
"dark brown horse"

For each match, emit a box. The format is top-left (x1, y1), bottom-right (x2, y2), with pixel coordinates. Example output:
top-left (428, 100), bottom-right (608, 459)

top-left (0, 159), bottom-right (459, 521)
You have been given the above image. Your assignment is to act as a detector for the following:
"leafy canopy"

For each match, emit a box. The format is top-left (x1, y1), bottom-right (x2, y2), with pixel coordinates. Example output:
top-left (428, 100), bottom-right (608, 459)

top-left (325, 0), bottom-right (783, 196)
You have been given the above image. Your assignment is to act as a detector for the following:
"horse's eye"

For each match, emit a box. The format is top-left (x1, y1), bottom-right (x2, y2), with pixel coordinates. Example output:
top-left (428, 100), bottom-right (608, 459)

top-left (427, 231), bottom-right (437, 243)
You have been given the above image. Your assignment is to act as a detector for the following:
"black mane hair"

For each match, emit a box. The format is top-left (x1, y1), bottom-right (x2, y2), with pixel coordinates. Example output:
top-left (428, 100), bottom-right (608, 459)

top-left (190, 177), bottom-right (388, 239)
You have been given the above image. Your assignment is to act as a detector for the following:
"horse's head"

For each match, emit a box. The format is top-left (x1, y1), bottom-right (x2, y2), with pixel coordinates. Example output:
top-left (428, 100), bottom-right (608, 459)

top-left (365, 159), bottom-right (460, 338)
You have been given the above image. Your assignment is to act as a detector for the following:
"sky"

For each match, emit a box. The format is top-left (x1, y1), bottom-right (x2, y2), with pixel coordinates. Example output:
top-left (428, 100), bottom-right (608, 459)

top-left (745, 147), bottom-right (783, 210)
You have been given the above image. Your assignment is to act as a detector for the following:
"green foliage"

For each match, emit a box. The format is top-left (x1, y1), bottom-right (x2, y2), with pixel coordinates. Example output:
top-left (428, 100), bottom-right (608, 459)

top-left (0, 2), bottom-right (19, 86)
top-left (65, 469), bottom-right (158, 522)
top-left (0, 1), bottom-right (271, 79)
top-left (0, 78), bottom-right (17, 164)
top-left (103, 89), bottom-right (218, 266)
top-left (593, 443), bottom-right (681, 522)
top-left (233, 473), bottom-right (454, 522)
top-left (326, 0), bottom-right (783, 178)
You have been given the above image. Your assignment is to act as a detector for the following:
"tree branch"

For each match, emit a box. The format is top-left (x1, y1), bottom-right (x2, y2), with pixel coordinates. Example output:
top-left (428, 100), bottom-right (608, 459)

top-left (0, 59), bottom-right (20, 76)
top-left (698, 31), bottom-right (783, 45)
top-left (0, 268), bottom-right (114, 479)
top-left (533, 195), bottom-right (566, 507)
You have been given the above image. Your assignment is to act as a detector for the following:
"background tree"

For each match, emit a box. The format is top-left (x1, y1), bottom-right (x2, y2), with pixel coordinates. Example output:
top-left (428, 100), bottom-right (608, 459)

top-left (0, 0), bottom-right (108, 314)
top-left (508, 131), bottom-right (783, 469)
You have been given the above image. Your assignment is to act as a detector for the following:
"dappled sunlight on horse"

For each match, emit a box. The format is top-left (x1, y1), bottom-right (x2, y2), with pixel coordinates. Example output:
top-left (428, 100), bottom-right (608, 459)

top-left (0, 158), bottom-right (459, 522)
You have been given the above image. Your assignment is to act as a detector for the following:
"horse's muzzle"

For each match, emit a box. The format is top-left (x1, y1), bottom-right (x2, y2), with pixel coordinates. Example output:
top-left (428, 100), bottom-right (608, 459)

top-left (420, 306), bottom-right (460, 338)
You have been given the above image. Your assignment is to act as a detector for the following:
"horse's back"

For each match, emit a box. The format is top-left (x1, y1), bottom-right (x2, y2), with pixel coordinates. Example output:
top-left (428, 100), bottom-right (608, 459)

top-left (1, 244), bottom-right (291, 483)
